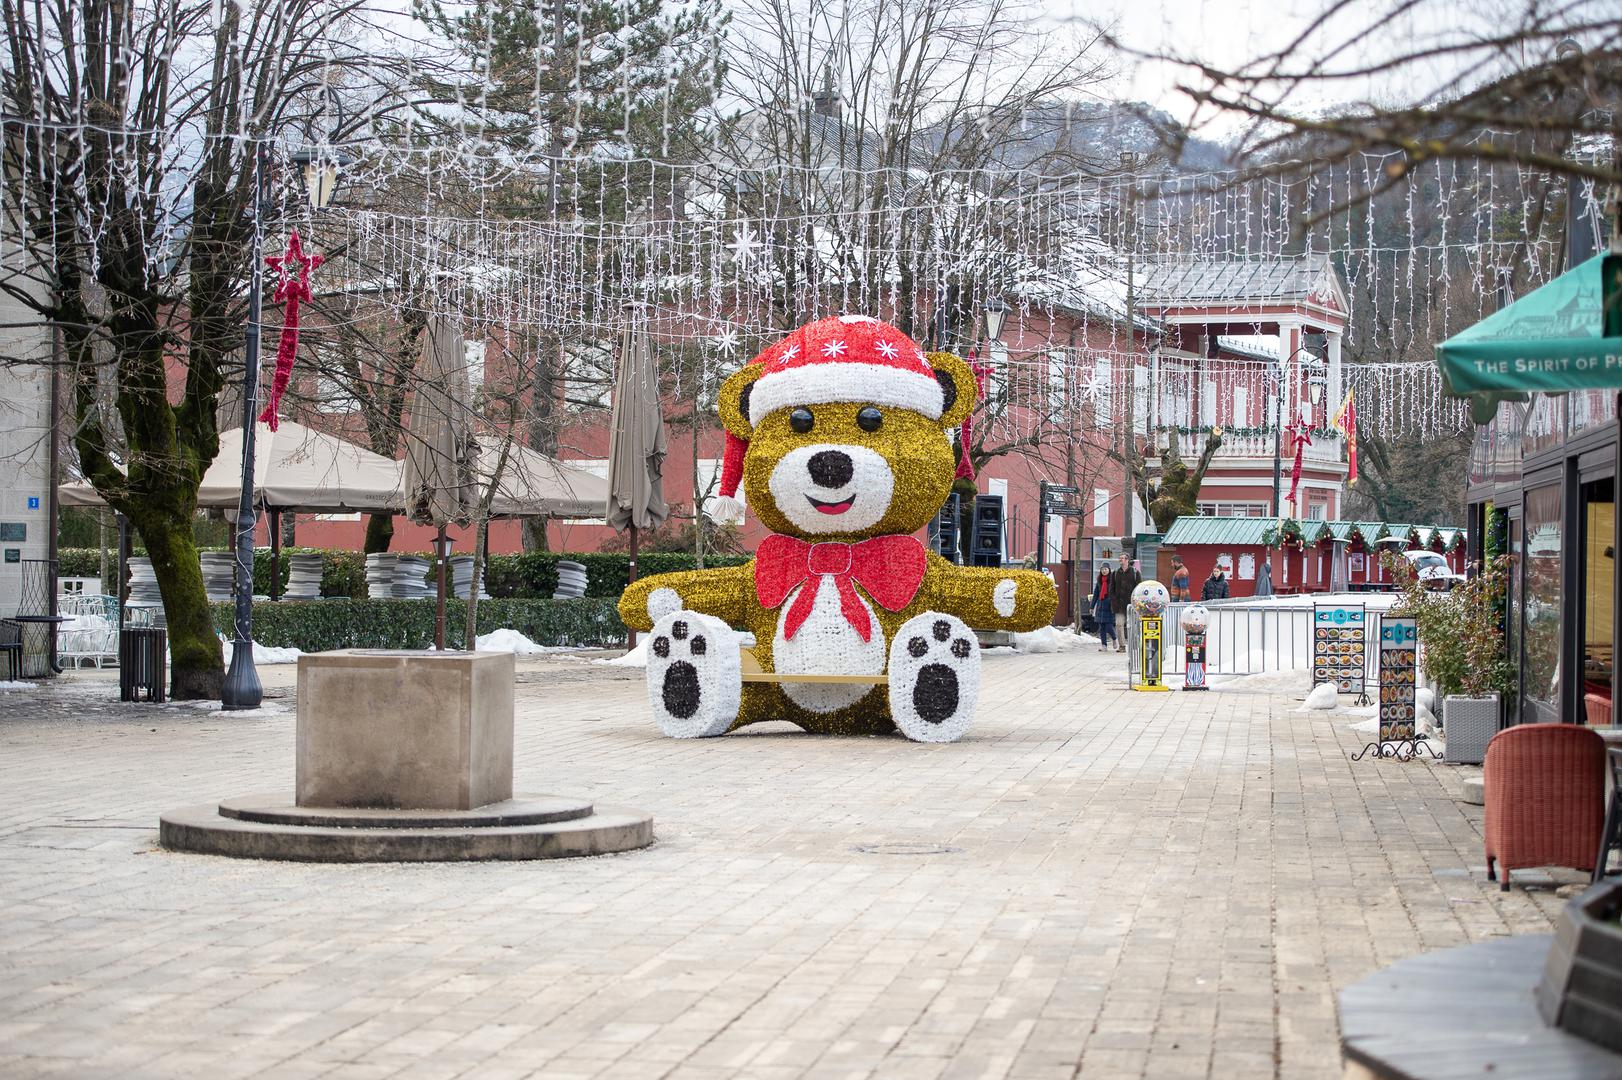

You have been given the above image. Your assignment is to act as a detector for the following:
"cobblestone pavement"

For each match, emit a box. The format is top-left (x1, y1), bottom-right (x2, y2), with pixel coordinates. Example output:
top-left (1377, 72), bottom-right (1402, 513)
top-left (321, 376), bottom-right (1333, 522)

top-left (0, 646), bottom-right (1581, 1080)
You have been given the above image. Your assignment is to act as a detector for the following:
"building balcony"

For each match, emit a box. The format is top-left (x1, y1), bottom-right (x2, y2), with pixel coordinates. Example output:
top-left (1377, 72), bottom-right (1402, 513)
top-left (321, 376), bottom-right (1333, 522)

top-left (1172, 430), bottom-right (1345, 469)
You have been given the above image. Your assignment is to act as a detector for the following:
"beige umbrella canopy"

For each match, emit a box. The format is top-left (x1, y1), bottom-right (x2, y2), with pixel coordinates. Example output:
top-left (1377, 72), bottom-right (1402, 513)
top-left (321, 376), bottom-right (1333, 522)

top-left (476, 435), bottom-right (610, 519)
top-left (604, 316), bottom-right (668, 534)
top-left (58, 422), bottom-right (402, 513)
top-left (402, 314), bottom-right (479, 529)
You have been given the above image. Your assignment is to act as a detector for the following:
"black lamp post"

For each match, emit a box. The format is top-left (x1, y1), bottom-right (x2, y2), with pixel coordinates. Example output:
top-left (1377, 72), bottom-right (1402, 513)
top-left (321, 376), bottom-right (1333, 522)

top-left (221, 129), bottom-right (346, 710)
top-left (221, 141), bottom-right (272, 711)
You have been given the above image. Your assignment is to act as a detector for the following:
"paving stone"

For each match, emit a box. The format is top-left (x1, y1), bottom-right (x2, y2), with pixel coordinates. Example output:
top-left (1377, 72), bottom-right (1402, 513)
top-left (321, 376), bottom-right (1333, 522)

top-left (0, 649), bottom-right (1570, 1079)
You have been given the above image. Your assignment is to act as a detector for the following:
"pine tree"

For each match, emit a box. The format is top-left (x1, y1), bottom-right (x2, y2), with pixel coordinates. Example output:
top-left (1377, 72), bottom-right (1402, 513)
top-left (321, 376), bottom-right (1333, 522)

top-left (415, 0), bottom-right (727, 550)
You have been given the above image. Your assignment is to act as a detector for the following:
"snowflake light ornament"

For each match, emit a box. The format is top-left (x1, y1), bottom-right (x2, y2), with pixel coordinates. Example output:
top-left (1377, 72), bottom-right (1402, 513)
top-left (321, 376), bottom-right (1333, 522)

top-left (727, 222), bottom-right (760, 264)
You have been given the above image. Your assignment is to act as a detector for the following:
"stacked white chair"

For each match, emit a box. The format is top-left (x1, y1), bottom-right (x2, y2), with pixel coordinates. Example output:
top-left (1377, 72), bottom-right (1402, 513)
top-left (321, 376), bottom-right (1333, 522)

top-left (450, 555), bottom-right (491, 600)
top-left (393, 555), bottom-right (431, 599)
top-left (199, 551), bottom-right (235, 602)
top-left (283, 554), bottom-right (324, 600)
top-left (553, 560), bottom-right (588, 599)
top-left (365, 554), bottom-right (398, 599)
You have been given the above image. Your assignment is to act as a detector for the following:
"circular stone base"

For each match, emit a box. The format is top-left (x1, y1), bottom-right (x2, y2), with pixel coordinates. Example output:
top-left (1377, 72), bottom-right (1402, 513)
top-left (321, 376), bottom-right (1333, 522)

top-left (160, 795), bottom-right (653, 862)
top-left (1461, 777), bottom-right (1485, 805)
top-left (218, 794), bottom-right (594, 829)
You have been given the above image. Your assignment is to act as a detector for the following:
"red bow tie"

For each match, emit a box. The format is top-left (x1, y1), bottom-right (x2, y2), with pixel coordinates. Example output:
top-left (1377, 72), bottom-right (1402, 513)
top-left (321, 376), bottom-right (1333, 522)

top-left (756, 534), bottom-right (927, 642)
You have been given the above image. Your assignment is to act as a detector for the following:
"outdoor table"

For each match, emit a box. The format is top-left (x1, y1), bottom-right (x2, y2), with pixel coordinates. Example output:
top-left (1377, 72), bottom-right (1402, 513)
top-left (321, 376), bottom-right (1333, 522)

top-left (11, 614), bottom-right (68, 677)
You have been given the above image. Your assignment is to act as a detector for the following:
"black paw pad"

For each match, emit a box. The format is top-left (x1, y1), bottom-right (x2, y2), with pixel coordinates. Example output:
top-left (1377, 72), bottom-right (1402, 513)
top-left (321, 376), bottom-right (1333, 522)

top-left (908, 636), bottom-right (928, 658)
top-left (653, 636), bottom-right (670, 658)
top-left (932, 620), bottom-right (951, 642)
top-left (951, 637), bottom-right (971, 659)
top-left (672, 620), bottom-right (689, 640)
top-left (662, 661), bottom-right (701, 718)
top-left (690, 635), bottom-right (707, 656)
top-left (913, 664), bottom-right (959, 724)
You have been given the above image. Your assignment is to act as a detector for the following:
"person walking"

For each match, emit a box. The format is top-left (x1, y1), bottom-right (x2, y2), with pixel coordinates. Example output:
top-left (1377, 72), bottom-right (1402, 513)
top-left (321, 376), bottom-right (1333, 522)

top-left (1170, 555), bottom-right (1191, 602)
top-left (1108, 552), bottom-right (1140, 653)
top-left (1091, 564), bottom-right (1116, 651)
top-left (1201, 565), bottom-right (1230, 601)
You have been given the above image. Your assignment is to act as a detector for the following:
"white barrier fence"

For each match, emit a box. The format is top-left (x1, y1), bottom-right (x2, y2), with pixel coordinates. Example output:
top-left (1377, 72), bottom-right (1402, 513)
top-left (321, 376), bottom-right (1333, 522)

top-left (1118, 596), bottom-right (1398, 682)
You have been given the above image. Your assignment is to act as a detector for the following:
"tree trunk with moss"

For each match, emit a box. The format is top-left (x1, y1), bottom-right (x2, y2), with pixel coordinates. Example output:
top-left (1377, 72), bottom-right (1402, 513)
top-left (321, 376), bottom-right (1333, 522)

top-left (363, 512), bottom-right (394, 554)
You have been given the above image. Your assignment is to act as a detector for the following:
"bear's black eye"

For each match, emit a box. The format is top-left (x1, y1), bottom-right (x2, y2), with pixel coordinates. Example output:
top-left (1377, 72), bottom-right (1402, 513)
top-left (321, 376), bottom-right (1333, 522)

top-left (856, 407), bottom-right (883, 432)
top-left (789, 408), bottom-right (814, 433)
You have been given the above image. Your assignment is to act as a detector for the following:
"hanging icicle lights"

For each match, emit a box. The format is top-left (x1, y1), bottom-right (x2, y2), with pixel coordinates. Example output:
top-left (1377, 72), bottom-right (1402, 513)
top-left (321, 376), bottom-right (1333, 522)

top-left (2, 113), bottom-right (1588, 442)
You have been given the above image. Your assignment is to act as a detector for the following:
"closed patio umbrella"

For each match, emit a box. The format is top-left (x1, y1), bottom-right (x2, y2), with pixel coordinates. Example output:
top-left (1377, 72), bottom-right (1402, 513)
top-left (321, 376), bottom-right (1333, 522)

top-left (403, 314), bottom-right (479, 649)
top-left (605, 312), bottom-right (669, 600)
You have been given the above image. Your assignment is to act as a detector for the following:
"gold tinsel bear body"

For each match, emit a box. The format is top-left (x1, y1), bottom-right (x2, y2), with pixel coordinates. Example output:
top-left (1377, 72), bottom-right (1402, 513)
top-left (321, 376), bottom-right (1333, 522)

top-left (619, 315), bottom-right (1057, 742)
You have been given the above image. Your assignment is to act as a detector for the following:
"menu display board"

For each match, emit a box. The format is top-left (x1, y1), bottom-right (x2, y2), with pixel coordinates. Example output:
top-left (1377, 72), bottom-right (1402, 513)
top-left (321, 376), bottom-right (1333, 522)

top-left (1378, 616), bottom-right (1418, 742)
top-left (1313, 605), bottom-right (1367, 694)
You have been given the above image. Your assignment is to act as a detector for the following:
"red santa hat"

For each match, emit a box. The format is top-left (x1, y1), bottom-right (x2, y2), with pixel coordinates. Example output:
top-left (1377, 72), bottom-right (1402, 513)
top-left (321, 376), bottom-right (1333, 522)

top-left (708, 315), bottom-right (938, 523)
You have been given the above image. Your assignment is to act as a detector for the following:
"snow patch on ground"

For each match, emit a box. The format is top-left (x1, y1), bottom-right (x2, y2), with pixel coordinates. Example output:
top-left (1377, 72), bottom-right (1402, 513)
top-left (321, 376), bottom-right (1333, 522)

top-left (0, 680), bottom-right (37, 692)
top-left (221, 639), bottom-right (303, 666)
top-left (1303, 682), bottom-right (1341, 710)
top-left (475, 628), bottom-right (577, 655)
top-left (1415, 687), bottom-right (1435, 711)
top-left (1012, 626), bottom-right (1088, 654)
top-left (597, 638), bottom-right (648, 668)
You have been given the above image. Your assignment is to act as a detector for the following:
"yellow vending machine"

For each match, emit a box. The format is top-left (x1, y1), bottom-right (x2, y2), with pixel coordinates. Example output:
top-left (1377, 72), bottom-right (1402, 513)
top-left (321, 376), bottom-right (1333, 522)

top-left (1130, 580), bottom-right (1172, 692)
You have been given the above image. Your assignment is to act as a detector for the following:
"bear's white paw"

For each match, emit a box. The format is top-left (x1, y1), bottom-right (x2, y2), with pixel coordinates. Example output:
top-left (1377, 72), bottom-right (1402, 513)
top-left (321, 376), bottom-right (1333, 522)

top-left (887, 612), bottom-right (980, 743)
top-left (647, 611), bottom-right (741, 739)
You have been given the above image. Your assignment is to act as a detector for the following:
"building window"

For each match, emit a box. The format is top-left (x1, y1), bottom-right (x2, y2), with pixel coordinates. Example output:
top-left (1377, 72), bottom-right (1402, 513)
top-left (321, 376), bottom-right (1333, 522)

top-left (1092, 488), bottom-right (1110, 527)
top-left (1196, 501), bottom-right (1269, 518)
top-left (1233, 386), bottom-right (1248, 427)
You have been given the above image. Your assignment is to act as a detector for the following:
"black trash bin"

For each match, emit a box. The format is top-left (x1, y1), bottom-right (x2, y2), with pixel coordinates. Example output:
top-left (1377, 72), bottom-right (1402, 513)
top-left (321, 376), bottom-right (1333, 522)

top-left (119, 627), bottom-right (167, 703)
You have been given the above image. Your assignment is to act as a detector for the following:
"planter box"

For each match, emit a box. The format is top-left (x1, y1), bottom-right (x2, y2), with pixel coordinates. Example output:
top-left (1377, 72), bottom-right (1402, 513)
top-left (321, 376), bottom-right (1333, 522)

top-left (1444, 693), bottom-right (1499, 765)
top-left (1537, 880), bottom-right (1622, 1053)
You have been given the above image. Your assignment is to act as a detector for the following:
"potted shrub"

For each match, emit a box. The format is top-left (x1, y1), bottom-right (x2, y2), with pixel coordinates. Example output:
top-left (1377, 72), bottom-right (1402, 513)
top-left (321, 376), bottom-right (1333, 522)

top-left (1386, 553), bottom-right (1514, 763)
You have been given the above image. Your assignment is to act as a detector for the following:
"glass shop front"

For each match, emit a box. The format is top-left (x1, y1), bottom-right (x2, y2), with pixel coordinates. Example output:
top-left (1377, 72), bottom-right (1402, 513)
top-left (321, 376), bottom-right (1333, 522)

top-left (1467, 390), bottom-right (1618, 727)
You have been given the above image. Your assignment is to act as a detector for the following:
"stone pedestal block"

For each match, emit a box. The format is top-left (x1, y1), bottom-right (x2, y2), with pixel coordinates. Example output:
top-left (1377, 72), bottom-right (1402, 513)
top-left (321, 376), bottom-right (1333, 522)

top-left (296, 650), bottom-right (514, 810)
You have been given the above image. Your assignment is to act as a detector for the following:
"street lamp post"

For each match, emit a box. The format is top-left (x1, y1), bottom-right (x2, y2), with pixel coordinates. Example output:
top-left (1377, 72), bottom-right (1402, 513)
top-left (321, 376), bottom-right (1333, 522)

top-left (221, 123), bottom-right (347, 710)
top-left (221, 140), bottom-right (272, 711)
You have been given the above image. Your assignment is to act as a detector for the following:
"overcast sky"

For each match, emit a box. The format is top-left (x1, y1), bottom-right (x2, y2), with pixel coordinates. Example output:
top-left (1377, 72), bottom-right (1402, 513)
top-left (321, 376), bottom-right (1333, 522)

top-left (1043, 0), bottom-right (1614, 138)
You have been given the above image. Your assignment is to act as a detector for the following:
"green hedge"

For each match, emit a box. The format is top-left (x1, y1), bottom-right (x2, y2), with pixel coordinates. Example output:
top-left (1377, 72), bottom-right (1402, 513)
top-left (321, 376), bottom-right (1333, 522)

top-left (61, 546), bottom-right (749, 601)
top-left (211, 597), bottom-right (627, 652)
top-left (482, 551), bottom-right (751, 599)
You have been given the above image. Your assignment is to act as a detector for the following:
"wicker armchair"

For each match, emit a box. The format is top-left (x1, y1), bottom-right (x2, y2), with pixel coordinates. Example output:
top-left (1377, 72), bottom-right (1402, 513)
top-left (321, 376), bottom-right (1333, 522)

top-left (1483, 723), bottom-right (1606, 891)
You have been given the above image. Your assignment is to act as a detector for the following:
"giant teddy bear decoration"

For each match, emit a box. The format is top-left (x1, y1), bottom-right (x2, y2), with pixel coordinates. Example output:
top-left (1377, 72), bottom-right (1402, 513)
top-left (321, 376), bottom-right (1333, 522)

top-left (618, 315), bottom-right (1058, 742)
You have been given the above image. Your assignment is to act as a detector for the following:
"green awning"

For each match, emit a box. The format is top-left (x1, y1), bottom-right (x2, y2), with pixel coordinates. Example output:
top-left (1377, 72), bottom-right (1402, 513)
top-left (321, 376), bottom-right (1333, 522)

top-left (1437, 256), bottom-right (1622, 410)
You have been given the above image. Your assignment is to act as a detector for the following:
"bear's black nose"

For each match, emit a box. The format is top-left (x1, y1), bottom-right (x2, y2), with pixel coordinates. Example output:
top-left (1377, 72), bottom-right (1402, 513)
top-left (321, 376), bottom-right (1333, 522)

top-left (808, 450), bottom-right (854, 489)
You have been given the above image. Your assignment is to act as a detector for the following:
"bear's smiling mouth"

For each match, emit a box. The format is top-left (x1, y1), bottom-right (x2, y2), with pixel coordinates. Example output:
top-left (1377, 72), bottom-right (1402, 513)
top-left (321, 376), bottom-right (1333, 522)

top-left (807, 494), bottom-right (855, 515)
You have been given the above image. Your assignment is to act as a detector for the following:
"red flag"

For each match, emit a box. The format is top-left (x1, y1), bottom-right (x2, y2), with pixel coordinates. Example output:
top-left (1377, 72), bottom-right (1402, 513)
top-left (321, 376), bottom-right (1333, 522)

top-left (1331, 390), bottom-right (1358, 484)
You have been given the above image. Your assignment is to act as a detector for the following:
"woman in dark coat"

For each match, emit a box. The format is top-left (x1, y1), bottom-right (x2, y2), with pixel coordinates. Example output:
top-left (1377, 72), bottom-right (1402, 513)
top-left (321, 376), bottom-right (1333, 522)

top-left (1201, 567), bottom-right (1230, 601)
top-left (1091, 567), bottom-right (1116, 651)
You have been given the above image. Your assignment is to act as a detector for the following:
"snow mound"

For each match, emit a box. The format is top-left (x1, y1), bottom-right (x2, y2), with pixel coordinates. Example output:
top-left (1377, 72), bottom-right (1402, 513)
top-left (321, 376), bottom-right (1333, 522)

top-left (1304, 682), bottom-right (1340, 710)
top-left (1012, 626), bottom-right (1086, 653)
top-left (222, 639), bottom-right (302, 666)
top-left (598, 638), bottom-right (648, 668)
top-left (475, 628), bottom-right (574, 655)
top-left (1415, 687), bottom-right (1435, 711)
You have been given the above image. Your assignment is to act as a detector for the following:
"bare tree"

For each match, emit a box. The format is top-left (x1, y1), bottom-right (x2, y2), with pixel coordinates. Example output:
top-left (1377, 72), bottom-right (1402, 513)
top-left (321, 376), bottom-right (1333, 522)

top-left (0, 0), bottom-right (418, 697)
top-left (713, 0), bottom-right (1116, 339)
top-left (1098, 1), bottom-right (1620, 218)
